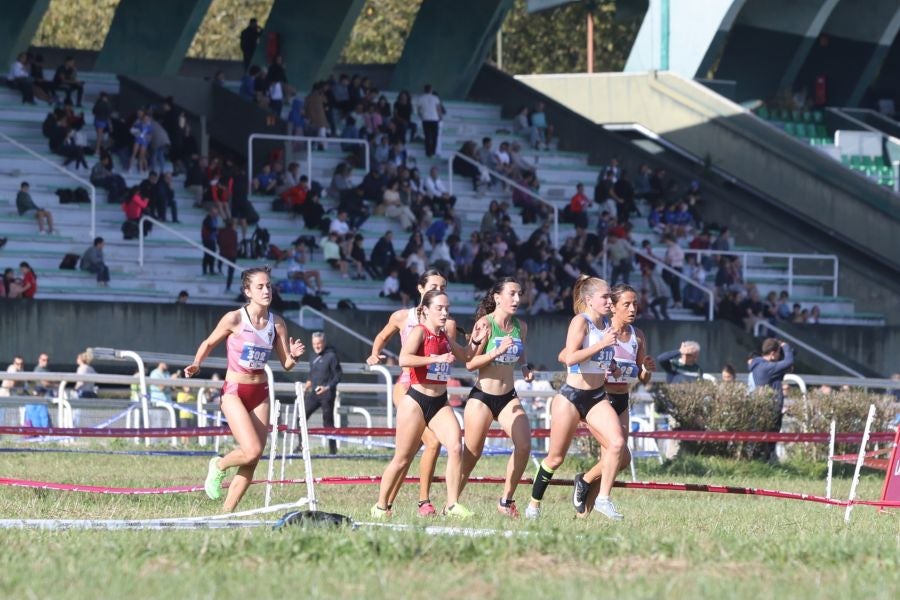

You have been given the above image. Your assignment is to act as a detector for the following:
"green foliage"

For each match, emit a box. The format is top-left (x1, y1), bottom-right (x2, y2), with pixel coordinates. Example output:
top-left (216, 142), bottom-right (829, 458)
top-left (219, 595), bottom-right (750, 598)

top-left (784, 389), bottom-right (896, 461)
top-left (31, 0), bottom-right (640, 76)
top-left (654, 381), bottom-right (779, 459)
top-left (32, 0), bottom-right (120, 50)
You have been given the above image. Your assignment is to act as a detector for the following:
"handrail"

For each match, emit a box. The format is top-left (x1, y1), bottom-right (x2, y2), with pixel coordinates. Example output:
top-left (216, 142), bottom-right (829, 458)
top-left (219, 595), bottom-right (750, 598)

top-left (138, 214), bottom-right (239, 271)
top-left (752, 320), bottom-right (865, 378)
top-left (0, 131), bottom-right (97, 240)
top-left (447, 151), bottom-right (559, 248)
top-left (247, 133), bottom-right (370, 194)
top-left (604, 238), bottom-right (715, 320)
top-left (683, 248), bottom-right (839, 297)
top-left (297, 305), bottom-right (396, 358)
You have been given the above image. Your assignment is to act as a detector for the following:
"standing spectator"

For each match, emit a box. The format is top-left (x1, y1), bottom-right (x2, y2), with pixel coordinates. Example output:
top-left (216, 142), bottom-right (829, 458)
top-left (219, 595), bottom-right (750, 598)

top-left (239, 18), bottom-right (263, 73)
top-left (662, 235), bottom-right (684, 306)
top-left (149, 117), bottom-right (171, 174)
top-left (8, 52), bottom-right (35, 104)
top-left (217, 219), bottom-right (239, 292)
top-left (657, 341), bottom-right (704, 383)
top-left (23, 353), bottom-right (52, 427)
top-left (304, 82), bottom-right (329, 140)
top-left (80, 236), bottom-right (110, 286)
top-left (416, 84), bottom-right (442, 157)
top-left (201, 205), bottom-right (220, 276)
top-left (52, 56), bottom-right (84, 107)
top-left (0, 356), bottom-right (26, 397)
top-left (392, 90), bottom-right (417, 142)
top-left (129, 113), bottom-right (152, 173)
top-left (89, 91), bottom-right (110, 157)
top-left (16, 182), bottom-right (55, 235)
top-left (74, 352), bottom-right (97, 398)
top-left (185, 155), bottom-right (209, 208)
top-left (749, 339), bottom-right (795, 460)
top-left (18, 262), bottom-right (37, 299)
top-left (149, 362), bottom-right (177, 404)
top-left (530, 101), bottom-right (549, 149)
top-left (156, 171), bottom-right (179, 223)
top-left (641, 263), bottom-right (670, 320)
top-left (304, 332), bottom-right (343, 455)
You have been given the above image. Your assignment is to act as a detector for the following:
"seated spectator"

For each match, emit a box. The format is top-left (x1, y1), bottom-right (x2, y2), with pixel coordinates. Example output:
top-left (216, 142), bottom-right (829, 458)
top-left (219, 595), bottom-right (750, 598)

top-left (2, 268), bottom-right (24, 298)
top-left (287, 242), bottom-right (325, 292)
top-left (253, 164), bottom-right (280, 195)
top-left (775, 290), bottom-right (792, 320)
top-left (422, 166), bottom-right (456, 218)
top-left (426, 215), bottom-right (455, 247)
top-left (508, 142), bottom-right (537, 179)
top-left (369, 230), bottom-right (396, 280)
top-left (380, 179), bottom-right (416, 231)
top-left (320, 231), bottom-right (349, 278)
top-left (301, 192), bottom-right (326, 231)
top-left (80, 236), bottom-right (110, 286)
top-left (717, 290), bottom-right (744, 327)
top-left (328, 162), bottom-right (354, 200)
top-left (7, 52), bottom-right (35, 104)
top-left (53, 56), bottom-right (84, 106)
top-left (18, 262), bottom-right (36, 299)
top-left (349, 233), bottom-right (375, 280)
top-left (282, 175), bottom-right (310, 217)
top-left (388, 141), bottom-right (408, 169)
top-left (453, 141), bottom-right (484, 191)
top-left (808, 305), bottom-right (821, 324)
top-left (380, 267), bottom-right (404, 303)
top-left (739, 285), bottom-right (765, 332)
top-left (566, 182), bottom-right (591, 229)
top-left (16, 182), bottom-right (55, 235)
top-left (91, 152), bottom-right (126, 203)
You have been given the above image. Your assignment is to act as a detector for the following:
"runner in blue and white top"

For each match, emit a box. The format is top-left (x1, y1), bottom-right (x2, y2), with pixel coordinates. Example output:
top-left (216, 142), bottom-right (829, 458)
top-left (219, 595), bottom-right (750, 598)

top-left (461, 277), bottom-right (531, 518)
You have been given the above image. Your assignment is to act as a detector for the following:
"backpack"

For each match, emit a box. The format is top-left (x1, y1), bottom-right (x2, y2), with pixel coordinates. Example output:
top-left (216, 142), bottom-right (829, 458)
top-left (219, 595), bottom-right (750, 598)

top-left (250, 228), bottom-right (270, 259)
top-left (122, 220), bottom-right (139, 240)
top-left (56, 188), bottom-right (75, 204)
top-left (337, 299), bottom-right (357, 311)
top-left (301, 294), bottom-right (327, 311)
top-left (59, 253), bottom-right (79, 270)
top-left (74, 187), bottom-right (91, 204)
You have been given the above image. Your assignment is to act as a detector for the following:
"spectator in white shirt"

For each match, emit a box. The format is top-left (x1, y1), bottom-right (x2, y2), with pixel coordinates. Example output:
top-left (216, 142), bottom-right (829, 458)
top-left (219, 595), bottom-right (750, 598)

top-left (329, 211), bottom-right (351, 236)
top-left (7, 53), bottom-right (35, 104)
top-left (416, 84), bottom-right (442, 157)
top-left (422, 166), bottom-right (456, 219)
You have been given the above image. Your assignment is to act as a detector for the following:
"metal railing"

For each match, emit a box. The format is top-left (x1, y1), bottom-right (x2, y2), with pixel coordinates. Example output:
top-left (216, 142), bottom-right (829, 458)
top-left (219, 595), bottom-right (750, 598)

top-left (447, 151), bottom-right (560, 248)
top-left (0, 131), bottom-right (97, 240)
top-left (297, 305), bottom-right (397, 358)
top-left (685, 248), bottom-right (839, 297)
top-left (752, 321), bottom-right (865, 378)
top-left (138, 214), bottom-right (239, 271)
top-left (603, 238), bottom-right (716, 320)
top-left (247, 133), bottom-right (370, 194)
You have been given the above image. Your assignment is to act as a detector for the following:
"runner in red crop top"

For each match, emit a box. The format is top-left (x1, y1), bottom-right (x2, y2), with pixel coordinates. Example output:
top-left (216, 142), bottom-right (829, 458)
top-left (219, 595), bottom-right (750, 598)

top-left (184, 266), bottom-right (305, 513)
top-left (365, 269), bottom-right (458, 516)
top-left (371, 289), bottom-right (488, 520)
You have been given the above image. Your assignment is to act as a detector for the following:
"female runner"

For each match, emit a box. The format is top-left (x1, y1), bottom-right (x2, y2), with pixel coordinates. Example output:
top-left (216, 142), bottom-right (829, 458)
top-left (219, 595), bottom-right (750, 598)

top-left (459, 277), bottom-right (531, 518)
top-left (525, 275), bottom-right (617, 520)
top-left (185, 267), bottom-right (305, 512)
top-left (578, 283), bottom-right (655, 519)
top-left (372, 289), bottom-right (485, 519)
top-left (366, 269), bottom-right (457, 516)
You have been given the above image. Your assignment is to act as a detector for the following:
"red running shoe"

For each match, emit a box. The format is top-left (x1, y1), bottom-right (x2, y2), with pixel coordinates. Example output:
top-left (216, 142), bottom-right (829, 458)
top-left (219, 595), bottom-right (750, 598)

top-left (497, 499), bottom-right (519, 518)
top-left (417, 500), bottom-right (436, 517)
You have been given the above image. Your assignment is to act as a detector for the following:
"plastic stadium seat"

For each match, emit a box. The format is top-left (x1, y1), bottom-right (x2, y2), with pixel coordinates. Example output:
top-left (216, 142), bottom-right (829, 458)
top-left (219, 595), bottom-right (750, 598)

top-left (757, 106), bottom-right (770, 120)
top-left (812, 111), bottom-right (824, 123)
top-left (849, 155), bottom-right (863, 167)
top-left (791, 110), bottom-right (802, 122)
top-left (802, 111), bottom-right (812, 123)
top-left (814, 124), bottom-right (827, 138)
top-left (784, 122), bottom-right (797, 136)
top-left (861, 156), bottom-right (874, 167)
top-left (840, 155), bottom-right (850, 165)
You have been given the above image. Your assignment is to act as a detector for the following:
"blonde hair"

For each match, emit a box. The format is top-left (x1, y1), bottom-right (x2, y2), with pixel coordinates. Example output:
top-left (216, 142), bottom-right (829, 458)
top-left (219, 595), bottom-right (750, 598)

top-left (572, 275), bottom-right (608, 315)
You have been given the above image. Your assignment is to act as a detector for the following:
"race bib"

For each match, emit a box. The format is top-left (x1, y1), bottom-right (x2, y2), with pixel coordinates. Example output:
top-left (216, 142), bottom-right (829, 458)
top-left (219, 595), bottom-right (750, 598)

top-left (239, 344), bottom-right (271, 370)
top-left (492, 337), bottom-right (524, 365)
top-left (426, 358), bottom-right (451, 382)
top-left (609, 360), bottom-right (639, 384)
top-left (592, 347), bottom-right (615, 370)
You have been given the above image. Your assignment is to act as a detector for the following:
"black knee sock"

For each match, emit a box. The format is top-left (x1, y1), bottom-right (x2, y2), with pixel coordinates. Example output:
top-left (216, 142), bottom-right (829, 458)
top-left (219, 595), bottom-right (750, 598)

top-left (530, 460), bottom-right (556, 502)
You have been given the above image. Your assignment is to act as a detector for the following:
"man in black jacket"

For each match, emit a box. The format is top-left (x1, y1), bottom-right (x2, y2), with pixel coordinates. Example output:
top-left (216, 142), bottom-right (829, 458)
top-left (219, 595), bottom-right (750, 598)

top-left (304, 332), bottom-right (343, 454)
top-left (239, 19), bottom-right (263, 73)
top-left (369, 231), bottom-right (396, 279)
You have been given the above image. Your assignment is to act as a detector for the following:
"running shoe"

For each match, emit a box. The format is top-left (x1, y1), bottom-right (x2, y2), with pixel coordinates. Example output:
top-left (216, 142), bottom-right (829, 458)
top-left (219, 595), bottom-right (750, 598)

top-left (443, 503), bottom-right (474, 519)
top-left (497, 499), bottom-right (519, 518)
top-left (593, 497), bottom-right (624, 521)
top-left (204, 456), bottom-right (226, 500)
top-left (370, 504), bottom-right (392, 520)
top-left (572, 472), bottom-right (590, 514)
top-left (524, 503), bottom-right (541, 520)
top-left (417, 500), bottom-right (436, 517)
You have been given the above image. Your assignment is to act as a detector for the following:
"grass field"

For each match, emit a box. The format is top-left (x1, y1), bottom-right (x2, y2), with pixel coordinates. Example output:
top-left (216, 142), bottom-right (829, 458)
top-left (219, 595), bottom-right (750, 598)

top-left (0, 440), bottom-right (898, 600)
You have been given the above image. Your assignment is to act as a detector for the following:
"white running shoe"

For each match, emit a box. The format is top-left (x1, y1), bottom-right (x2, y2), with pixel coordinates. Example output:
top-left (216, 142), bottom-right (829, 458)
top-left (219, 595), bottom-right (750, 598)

top-left (593, 498), bottom-right (624, 521)
top-left (524, 503), bottom-right (541, 520)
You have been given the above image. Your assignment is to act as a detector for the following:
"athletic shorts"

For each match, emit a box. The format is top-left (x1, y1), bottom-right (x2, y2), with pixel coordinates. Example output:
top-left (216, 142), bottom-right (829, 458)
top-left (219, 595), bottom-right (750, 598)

top-left (94, 119), bottom-right (109, 130)
top-left (406, 386), bottom-right (448, 425)
top-left (606, 392), bottom-right (630, 416)
top-left (559, 384), bottom-right (607, 420)
top-left (467, 386), bottom-right (517, 420)
top-left (222, 381), bottom-right (270, 412)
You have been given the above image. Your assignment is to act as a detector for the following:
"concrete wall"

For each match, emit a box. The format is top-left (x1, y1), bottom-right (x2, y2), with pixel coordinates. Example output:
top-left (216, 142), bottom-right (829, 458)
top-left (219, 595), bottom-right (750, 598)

top-left (516, 72), bottom-right (900, 274)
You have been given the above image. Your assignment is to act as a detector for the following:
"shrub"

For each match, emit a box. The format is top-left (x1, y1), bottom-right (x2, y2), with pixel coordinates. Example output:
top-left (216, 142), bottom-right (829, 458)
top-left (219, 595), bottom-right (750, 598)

top-left (784, 389), bottom-right (896, 461)
top-left (653, 382), bottom-right (778, 459)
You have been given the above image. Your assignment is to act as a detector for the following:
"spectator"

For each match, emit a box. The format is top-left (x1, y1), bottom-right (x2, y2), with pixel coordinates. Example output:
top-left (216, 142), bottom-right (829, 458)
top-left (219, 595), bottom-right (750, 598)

top-left (90, 152), bottom-right (126, 204)
top-left (416, 84), bottom-right (443, 157)
top-left (641, 263), bottom-right (670, 320)
top-left (287, 241), bottom-right (326, 292)
top-left (304, 332), bottom-right (343, 454)
top-left (32, 353), bottom-right (52, 396)
top-left (612, 169), bottom-right (637, 223)
top-left (657, 341), bottom-right (704, 383)
top-left (748, 338), bottom-right (794, 459)
top-left (239, 18), bottom-right (263, 72)
top-left (53, 56), bottom-right (84, 106)
top-left (16, 182), bottom-right (55, 235)
top-left (74, 352), bottom-right (97, 398)
top-left (7, 52), bottom-right (35, 104)
top-left (252, 164), bottom-right (279, 195)
top-left (149, 362), bottom-right (177, 403)
top-left (329, 210), bottom-right (351, 236)
top-left (739, 285), bottom-right (765, 332)
top-left (607, 232), bottom-right (633, 285)
top-left (392, 90), bottom-right (417, 142)
top-left (149, 116), bottom-right (171, 174)
top-left (775, 291), bottom-right (792, 320)
top-left (129, 113), bottom-right (152, 173)
top-left (328, 163), bottom-right (354, 200)
top-left (567, 183), bottom-right (590, 229)
top-left (721, 363), bottom-right (736, 383)
top-left (18, 262), bottom-right (37, 299)
top-left (425, 215), bottom-right (455, 246)
top-left (185, 155), bottom-right (209, 207)
top-left (201, 205), bottom-right (220, 276)
top-left (370, 231), bottom-right (396, 279)
top-left (321, 231), bottom-right (349, 278)
top-left (422, 166), bottom-right (455, 218)
top-left (529, 101), bottom-right (549, 149)
top-left (217, 219), bottom-right (239, 292)
top-left (662, 235), bottom-right (684, 305)
top-left (381, 179), bottom-right (416, 231)
top-left (80, 236), bottom-right (110, 286)
top-left (380, 266), bottom-right (403, 302)
top-left (176, 290), bottom-right (190, 304)
top-left (304, 82), bottom-right (329, 140)
top-left (2, 268), bottom-right (23, 298)
top-left (157, 171), bottom-right (179, 223)
top-left (513, 105), bottom-right (533, 140)
top-left (0, 356), bottom-right (26, 397)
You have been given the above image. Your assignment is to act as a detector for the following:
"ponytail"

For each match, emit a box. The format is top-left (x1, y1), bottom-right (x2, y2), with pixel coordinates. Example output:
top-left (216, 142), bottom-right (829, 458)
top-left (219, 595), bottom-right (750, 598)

top-left (572, 275), bottom-right (607, 315)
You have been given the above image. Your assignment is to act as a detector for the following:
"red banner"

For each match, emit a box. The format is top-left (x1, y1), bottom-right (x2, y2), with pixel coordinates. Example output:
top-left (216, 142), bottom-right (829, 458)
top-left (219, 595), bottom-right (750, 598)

top-left (878, 428), bottom-right (900, 510)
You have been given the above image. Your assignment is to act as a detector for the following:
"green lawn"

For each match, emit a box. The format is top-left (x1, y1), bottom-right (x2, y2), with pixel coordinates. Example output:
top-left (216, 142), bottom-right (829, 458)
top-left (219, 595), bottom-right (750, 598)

top-left (0, 442), bottom-right (897, 600)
